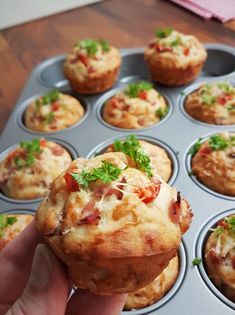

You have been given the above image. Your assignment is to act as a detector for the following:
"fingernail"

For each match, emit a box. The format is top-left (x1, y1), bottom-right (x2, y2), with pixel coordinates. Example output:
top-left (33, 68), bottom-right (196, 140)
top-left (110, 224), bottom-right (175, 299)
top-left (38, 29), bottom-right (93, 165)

top-left (28, 244), bottom-right (52, 288)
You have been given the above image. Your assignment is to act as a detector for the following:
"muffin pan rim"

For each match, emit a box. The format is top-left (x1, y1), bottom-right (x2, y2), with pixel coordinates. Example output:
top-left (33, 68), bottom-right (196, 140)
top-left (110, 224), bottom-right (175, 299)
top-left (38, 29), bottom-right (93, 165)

top-left (195, 208), bottom-right (235, 310)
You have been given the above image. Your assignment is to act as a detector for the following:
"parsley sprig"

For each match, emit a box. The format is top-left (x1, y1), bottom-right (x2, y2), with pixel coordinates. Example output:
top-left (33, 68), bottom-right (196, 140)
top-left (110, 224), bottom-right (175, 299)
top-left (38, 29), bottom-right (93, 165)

top-left (217, 82), bottom-right (235, 94)
top-left (113, 135), bottom-right (152, 177)
top-left (213, 216), bottom-right (235, 236)
top-left (35, 90), bottom-right (60, 109)
top-left (71, 161), bottom-right (122, 188)
top-left (125, 82), bottom-right (153, 98)
top-left (155, 27), bottom-right (173, 38)
top-left (76, 39), bottom-right (110, 56)
top-left (0, 214), bottom-right (17, 234)
top-left (14, 139), bottom-right (42, 169)
top-left (192, 257), bottom-right (202, 266)
top-left (156, 107), bottom-right (169, 120)
top-left (188, 138), bottom-right (202, 156)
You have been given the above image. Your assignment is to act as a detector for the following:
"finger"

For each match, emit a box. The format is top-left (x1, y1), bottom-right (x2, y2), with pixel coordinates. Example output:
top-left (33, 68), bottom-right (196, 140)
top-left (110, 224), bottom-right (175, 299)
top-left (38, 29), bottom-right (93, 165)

top-left (0, 219), bottom-right (42, 313)
top-left (66, 289), bottom-right (126, 315)
top-left (6, 244), bottom-right (69, 315)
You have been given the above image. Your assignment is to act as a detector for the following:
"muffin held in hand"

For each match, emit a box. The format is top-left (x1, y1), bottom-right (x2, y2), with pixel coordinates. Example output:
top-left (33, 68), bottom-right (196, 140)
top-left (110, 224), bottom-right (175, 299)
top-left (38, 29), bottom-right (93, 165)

top-left (64, 39), bottom-right (121, 94)
top-left (124, 255), bottom-right (179, 310)
top-left (205, 215), bottom-right (235, 302)
top-left (185, 81), bottom-right (235, 125)
top-left (0, 213), bottom-right (33, 251)
top-left (190, 133), bottom-right (235, 196)
top-left (105, 134), bottom-right (172, 182)
top-left (36, 151), bottom-right (192, 295)
top-left (103, 82), bottom-right (169, 129)
top-left (144, 27), bottom-right (207, 86)
top-left (0, 139), bottom-right (72, 200)
top-left (25, 90), bottom-right (84, 132)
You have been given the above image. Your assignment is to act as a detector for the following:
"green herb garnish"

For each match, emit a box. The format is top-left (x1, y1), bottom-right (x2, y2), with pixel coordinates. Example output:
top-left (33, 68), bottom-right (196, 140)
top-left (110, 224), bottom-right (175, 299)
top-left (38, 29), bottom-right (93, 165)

top-left (200, 84), bottom-right (211, 95)
top-left (188, 171), bottom-right (194, 177)
top-left (155, 27), bottom-right (173, 38)
top-left (13, 139), bottom-right (42, 169)
top-left (76, 38), bottom-right (110, 56)
top-left (171, 37), bottom-right (181, 47)
top-left (180, 91), bottom-right (186, 96)
top-left (71, 161), bottom-right (122, 188)
top-left (156, 107), bottom-right (169, 120)
top-left (125, 82), bottom-right (153, 98)
top-left (188, 138), bottom-right (202, 156)
top-left (202, 95), bottom-right (216, 105)
top-left (208, 134), bottom-right (229, 151)
top-left (217, 82), bottom-right (234, 94)
top-left (227, 104), bottom-right (235, 111)
top-left (0, 214), bottom-right (17, 236)
top-left (192, 257), bottom-right (202, 266)
top-left (44, 112), bottom-right (55, 124)
top-left (214, 226), bottom-right (225, 237)
top-left (35, 90), bottom-right (60, 108)
top-left (113, 135), bottom-right (152, 177)
top-left (224, 216), bottom-right (235, 233)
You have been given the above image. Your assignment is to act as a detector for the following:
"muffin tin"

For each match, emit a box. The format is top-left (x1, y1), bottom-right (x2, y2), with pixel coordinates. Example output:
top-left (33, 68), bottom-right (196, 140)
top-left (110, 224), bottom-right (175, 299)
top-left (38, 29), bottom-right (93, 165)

top-left (0, 43), bottom-right (235, 314)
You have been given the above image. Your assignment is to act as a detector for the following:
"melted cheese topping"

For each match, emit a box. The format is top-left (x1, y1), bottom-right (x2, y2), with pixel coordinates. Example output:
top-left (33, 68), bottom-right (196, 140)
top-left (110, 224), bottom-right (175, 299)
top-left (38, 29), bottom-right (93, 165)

top-left (25, 93), bottom-right (84, 132)
top-left (145, 30), bottom-right (207, 69)
top-left (185, 82), bottom-right (235, 125)
top-left (103, 88), bottom-right (168, 129)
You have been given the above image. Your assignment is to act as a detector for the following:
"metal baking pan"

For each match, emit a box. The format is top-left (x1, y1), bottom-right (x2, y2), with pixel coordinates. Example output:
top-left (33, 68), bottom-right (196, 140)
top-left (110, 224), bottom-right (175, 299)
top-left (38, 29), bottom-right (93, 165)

top-left (0, 43), bottom-right (235, 314)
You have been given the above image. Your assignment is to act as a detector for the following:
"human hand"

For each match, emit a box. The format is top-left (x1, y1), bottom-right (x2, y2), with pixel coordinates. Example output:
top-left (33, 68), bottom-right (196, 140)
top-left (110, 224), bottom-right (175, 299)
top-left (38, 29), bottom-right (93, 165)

top-left (0, 220), bottom-right (126, 315)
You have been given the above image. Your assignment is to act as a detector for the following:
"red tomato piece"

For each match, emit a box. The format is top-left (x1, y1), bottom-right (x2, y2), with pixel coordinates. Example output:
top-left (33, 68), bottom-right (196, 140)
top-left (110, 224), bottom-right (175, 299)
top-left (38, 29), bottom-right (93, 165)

top-left (135, 181), bottom-right (161, 204)
top-left (183, 48), bottom-right (190, 56)
top-left (78, 54), bottom-right (89, 67)
top-left (78, 201), bottom-right (100, 225)
top-left (40, 138), bottom-right (47, 147)
top-left (138, 90), bottom-right (148, 100)
top-left (64, 173), bottom-right (80, 192)
top-left (51, 102), bottom-right (60, 111)
top-left (199, 146), bottom-right (212, 155)
top-left (217, 220), bottom-right (229, 229)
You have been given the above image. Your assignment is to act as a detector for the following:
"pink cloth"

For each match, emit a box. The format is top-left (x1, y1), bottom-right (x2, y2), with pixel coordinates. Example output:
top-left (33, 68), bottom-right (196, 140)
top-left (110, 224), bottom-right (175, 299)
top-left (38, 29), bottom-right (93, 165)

top-left (170, 0), bottom-right (235, 22)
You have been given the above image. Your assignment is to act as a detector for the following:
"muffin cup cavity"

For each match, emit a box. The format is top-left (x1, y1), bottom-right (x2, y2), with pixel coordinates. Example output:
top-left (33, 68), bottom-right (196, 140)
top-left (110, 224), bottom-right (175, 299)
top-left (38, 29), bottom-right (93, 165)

top-left (0, 209), bottom-right (36, 215)
top-left (17, 92), bottom-right (90, 135)
top-left (87, 135), bottom-right (179, 185)
top-left (195, 209), bottom-right (235, 310)
top-left (36, 54), bottom-right (68, 88)
top-left (95, 86), bottom-right (173, 132)
top-left (179, 81), bottom-right (235, 128)
top-left (0, 139), bottom-right (78, 204)
top-left (185, 132), bottom-right (235, 201)
top-left (123, 243), bottom-right (186, 314)
top-left (118, 52), bottom-right (150, 83)
top-left (201, 48), bottom-right (235, 78)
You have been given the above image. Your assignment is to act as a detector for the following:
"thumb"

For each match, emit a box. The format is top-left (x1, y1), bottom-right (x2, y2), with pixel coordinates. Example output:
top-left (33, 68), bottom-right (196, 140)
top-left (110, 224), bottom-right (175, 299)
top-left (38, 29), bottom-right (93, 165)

top-left (6, 244), bottom-right (69, 315)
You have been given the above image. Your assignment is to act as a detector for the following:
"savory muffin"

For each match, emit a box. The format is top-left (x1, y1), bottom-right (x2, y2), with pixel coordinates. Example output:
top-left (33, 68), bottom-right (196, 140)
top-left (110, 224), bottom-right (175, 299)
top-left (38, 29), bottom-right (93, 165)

top-left (105, 135), bottom-right (172, 182)
top-left (204, 214), bottom-right (235, 302)
top-left (190, 133), bottom-right (235, 196)
top-left (24, 90), bottom-right (84, 132)
top-left (124, 255), bottom-right (179, 310)
top-left (0, 138), bottom-right (72, 200)
top-left (185, 81), bottom-right (235, 125)
top-left (103, 82), bottom-right (168, 129)
top-left (144, 27), bottom-right (207, 86)
top-left (36, 152), bottom-right (192, 294)
top-left (0, 213), bottom-right (33, 251)
top-left (64, 39), bottom-right (121, 94)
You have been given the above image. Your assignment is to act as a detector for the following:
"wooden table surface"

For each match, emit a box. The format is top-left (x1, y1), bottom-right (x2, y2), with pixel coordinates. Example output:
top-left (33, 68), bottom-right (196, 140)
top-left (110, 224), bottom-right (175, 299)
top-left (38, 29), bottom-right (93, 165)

top-left (0, 0), bottom-right (234, 133)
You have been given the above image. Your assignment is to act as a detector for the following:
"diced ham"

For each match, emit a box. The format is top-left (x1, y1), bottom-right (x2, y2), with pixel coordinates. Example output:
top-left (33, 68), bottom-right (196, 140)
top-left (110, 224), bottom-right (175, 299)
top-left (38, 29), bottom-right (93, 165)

top-left (208, 249), bottom-right (220, 265)
top-left (64, 173), bottom-right (80, 192)
top-left (199, 146), bottom-right (212, 155)
top-left (52, 145), bottom-right (64, 156)
top-left (169, 192), bottom-right (181, 224)
top-left (78, 54), bottom-right (89, 67)
top-left (78, 201), bottom-right (100, 225)
top-left (218, 220), bottom-right (229, 230)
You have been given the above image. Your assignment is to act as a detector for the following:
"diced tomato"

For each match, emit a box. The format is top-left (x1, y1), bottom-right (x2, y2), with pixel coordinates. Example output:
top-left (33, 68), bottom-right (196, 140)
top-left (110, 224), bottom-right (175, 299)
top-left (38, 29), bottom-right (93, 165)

top-left (199, 146), bottom-right (212, 155)
top-left (183, 48), bottom-right (190, 56)
top-left (40, 138), bottom-right (47, 147)
top-left (52, 145), bottom-right (64, 156)
top-left (64, 173), bottom-right (80, 192)
top-left (218, 220), bottom-right (229, 229)
top-left (149, 42), bottom-right (155, 49)
top-left (135, 181), bottom-right (161, 204)
top-left (155, 44), bottom-right (172, 53)
top-left (138, 90), bottom-right (148, 100)
top-left (78, 201), bottom-right (100, 225)
top-left (217, 96), bottom-right (227, 105)
top-left (169, 192), bottom-right (181, 224)
top-left (51, 102), bottom-right (60, 111)
top-left (78, 54), bottom-right (89, 67)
